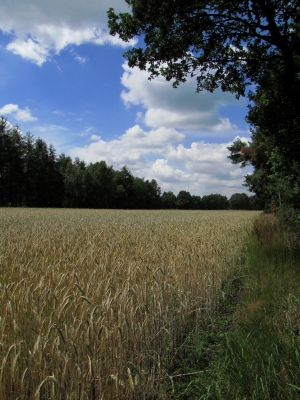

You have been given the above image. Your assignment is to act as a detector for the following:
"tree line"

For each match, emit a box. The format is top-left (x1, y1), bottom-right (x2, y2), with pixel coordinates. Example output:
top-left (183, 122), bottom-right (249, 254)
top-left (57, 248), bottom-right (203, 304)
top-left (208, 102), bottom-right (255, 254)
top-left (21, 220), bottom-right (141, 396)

top-left (0, 118), bottom-right (259, 210)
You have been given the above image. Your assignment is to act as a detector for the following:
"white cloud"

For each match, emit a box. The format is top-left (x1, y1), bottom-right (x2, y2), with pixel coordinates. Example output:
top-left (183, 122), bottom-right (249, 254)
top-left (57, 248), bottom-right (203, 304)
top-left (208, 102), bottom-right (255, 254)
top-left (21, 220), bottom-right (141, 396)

top-left (7, 38), bottom-right (49, 66)
top-left (167, 141), bottom-right (230, 167)
top-left (121, 125), bottom-right (185, 148)
top-left (151, 159), bottom-right (192, 183)
top-left (69, 124), bottom-right (250, 196)
top-left (71, 125), bottom-right (184, 166)
top-left (0, 103), bottom-right (37, 121)
top-left (34, 124), bottom-right (69, 133)
top-left (66, 61), bottom-right (249, 196)
top-left (0, 104), bottom-right (19, 114)
top-left (90, 134), bottom-right (101, 141)
top-left (121, 63), bottom-right (241, 133)
top-left (72, 49), bottom-right (88, 63)
top-left (212, 117), bottom-right (237, 132)
top-left (78, 126), bottom-right (95, 137)
top-left (0, 2), bottom-right (251, 198)
top-left (31, 124), bottom-right (76, 153)
top-left (0, 0), bottom-right (136, 65)
top-left (150, 160), bottom-right (240, 196)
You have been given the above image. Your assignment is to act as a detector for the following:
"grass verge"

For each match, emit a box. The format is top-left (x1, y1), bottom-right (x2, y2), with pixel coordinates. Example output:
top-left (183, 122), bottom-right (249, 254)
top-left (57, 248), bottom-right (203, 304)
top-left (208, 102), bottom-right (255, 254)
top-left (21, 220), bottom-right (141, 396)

top-left (165, 214), bottom-right (300, 399)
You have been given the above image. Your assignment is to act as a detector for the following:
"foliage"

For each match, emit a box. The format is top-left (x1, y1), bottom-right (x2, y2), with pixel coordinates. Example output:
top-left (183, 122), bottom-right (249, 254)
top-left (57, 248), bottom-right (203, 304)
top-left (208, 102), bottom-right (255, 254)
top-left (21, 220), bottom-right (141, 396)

top-left (0, 118), bottom-right (63, 207)
top-left (1, 118), bottom-right (240, 210)
top-left (227, 75), bottom-right (300, 210)
top-left (191, 195), bottom-right (203, 210)
top-left (161, 190), bottom-right (177, 209)
top-left (229, 193), bottom-right (250, 210)
top-left (245, 67), bottom-right (300, 209)
top-left (222, 215), bottom-right (300, 399)
top-left (108, 0), bottom-right (299, 100)
top-left (249, 195), bottom-right (264, 211)
top-left (202, 193), bottom-right (229, 210)
top-left (227, 60), bottom-right (300, 210)
top-left (0, 118), bottom-right (163, 209)
top-left (176, 190), bottom-right (193, 209)
top-left (277, 205), bottom-right (300, 244)
top-left (164, 214), bottom-right (300, 399)
top-left (0, 120), bottom-right (25, 206)
top-left (108, 1), bottom-right (300, 212)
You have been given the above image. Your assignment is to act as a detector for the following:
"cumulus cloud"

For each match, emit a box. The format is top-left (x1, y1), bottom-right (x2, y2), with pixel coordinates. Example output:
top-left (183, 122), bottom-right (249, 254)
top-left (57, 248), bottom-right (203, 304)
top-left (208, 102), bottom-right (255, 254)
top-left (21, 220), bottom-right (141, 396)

top-left (166, 141), bottom-right (231, 169)
top-left (69, 123), bottom-right (250, 196)
top-left (90, 134), bottom-right (101, 141)
top-left (121, 125), bottom-right (185, 148)
top-left (121, 63), bottom-right (242, 133)
top-left (71, 125), bottom-right (184, 166)
top-left (6, 38), bottom-right (49, 66)
top-left (0, 2), bottom-right (251, 197)
top-left (151, 159), bottom-right (192, 183)
top-left (0, 103), bottom-right (37, 121)
top-left (65, 61), bottom-right (249, 196)
top-left (0, 0), bottom-right (136, 65)
top-left (149, 158), bottom-right (247, 196)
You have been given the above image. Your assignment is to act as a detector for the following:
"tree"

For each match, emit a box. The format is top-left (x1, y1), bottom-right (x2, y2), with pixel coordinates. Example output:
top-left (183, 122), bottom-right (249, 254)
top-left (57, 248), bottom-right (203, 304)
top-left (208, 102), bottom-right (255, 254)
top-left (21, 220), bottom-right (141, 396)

top-left (161, 191), bottom-right (176, 209)
top-left (245, 74), bottom-right (300, 209)
top-left (26, 138), bottom-right (63, 207)
top-left (176, 190), bottom-right (192, 209)
top-left (61, 157), bottom-right (86, 208)
top-left (108, 0), bottom-right (300, 211)
top-left (108, 1), bottom-right (299, 101)
top-left (46, 144), bottom-right (64, 207)
top-left (84, 161), bottom-right (115, 208)
top-left (249, 195), bottom-right (264, 210)
top-left (229, 193), bottom-right (250, 210)
top-left (191, 195), bottom-right (203, 210)
top-left (227, 71), bottom-right (300, 209)
top-left (144, 179), bottom-right (162, 208)
top-left (202, 194), bottom-right (229, 210)
top-left (113, 166), bottom-right (134, 208)
top-left (0, 118), bottom-right (25, 206)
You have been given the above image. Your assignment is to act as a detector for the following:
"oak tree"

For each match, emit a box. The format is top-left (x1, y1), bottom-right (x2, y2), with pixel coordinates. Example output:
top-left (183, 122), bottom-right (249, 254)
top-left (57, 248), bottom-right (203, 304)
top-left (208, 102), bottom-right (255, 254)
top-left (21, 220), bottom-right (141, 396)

top-left (108, 0), bottom-right (299, 101)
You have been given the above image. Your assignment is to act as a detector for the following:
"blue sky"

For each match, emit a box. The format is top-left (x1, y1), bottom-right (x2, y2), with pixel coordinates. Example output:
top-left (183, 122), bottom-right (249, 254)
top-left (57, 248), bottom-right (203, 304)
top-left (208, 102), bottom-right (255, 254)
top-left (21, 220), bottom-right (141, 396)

top-left (0, 0), bottom-right (252, 197)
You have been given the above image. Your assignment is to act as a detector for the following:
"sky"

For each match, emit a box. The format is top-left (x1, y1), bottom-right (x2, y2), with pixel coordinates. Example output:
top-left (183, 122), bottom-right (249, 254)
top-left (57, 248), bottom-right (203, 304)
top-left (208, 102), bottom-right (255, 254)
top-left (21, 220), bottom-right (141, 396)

top-left (0, 0), bottom-right (253, 197)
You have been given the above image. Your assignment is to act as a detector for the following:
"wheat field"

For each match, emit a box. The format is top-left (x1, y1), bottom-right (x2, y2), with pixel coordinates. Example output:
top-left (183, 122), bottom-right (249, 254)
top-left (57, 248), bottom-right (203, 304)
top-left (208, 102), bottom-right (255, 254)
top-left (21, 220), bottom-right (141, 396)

top-left (0, 208), bottom-right (259, 399)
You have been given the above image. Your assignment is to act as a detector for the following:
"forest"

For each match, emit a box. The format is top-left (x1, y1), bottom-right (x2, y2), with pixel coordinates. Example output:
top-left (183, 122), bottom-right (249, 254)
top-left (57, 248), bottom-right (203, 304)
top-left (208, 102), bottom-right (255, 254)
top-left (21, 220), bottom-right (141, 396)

top-left (0, 117), bottom-right (260, 210)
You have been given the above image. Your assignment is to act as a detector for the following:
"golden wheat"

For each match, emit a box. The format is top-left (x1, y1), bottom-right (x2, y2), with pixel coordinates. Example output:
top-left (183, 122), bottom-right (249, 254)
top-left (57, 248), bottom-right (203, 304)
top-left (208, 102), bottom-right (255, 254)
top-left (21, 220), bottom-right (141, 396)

top-left (0, 208), bottom-right (259, 399)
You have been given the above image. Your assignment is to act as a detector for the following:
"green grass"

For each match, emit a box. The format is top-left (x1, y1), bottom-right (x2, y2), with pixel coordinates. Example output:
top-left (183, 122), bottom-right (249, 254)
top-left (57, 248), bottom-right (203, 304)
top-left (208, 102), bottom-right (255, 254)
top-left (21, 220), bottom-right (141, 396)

top-left (163, 264), bottom-right (245, 399)
top-left (223, 216), bottom-right (300, 399)
top-left (165, 214), bottom-right (300, 399)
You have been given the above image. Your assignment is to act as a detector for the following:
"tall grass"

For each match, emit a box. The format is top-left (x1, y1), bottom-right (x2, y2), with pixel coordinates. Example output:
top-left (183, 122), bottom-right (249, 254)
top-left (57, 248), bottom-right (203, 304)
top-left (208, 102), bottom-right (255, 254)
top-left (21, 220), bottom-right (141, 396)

top-left (223, 214), bottom-right (300, 399)
top-left (172, 214), bottom-right (300, 400)
top-left (0, 208), bottom-right (258, 399)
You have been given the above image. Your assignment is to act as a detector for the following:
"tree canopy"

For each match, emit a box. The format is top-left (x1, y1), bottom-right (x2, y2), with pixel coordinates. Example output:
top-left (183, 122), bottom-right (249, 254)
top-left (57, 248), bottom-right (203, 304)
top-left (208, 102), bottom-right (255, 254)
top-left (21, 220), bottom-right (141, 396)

top-left (108, 0), bottom-right (300, 210)
top-left (108, 0), bottom-right (299, 100)
top-left (229, 193), bottom-right (250, 210)
top-left (227, 70), bottom-right (300, 209)
top-left (3, 118), bottom-right (250, 210)
top-left (202, 193), bottom-right (229, 210)
top-left (176, 190), bottom-right (193, 209)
